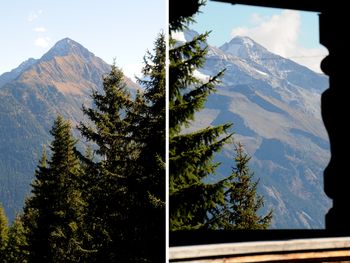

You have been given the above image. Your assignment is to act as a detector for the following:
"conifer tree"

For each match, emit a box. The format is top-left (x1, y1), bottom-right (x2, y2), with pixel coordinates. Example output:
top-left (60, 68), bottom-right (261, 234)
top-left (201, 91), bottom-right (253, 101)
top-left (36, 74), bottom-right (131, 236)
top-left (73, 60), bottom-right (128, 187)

top-left (22, 150), bottom-right (48, 262)
top-left (213, 143), bottom-right (273, 230)
top-left (4, 215), bottom-right (29, 262)
top-left (0, 204), bottom-right (9, 261)
top-left (79, 34), bottom-right (166, 261)
top-left (24, 116), bottom-right (87, 262)
top-left (169, 29), bottom-right (232, 230)
top-left (169, 1), bottom-right (272, 231)
top-left (133, 32), bottom-right (166, 262)
top-left (78, 65), bottom-right (134, 261)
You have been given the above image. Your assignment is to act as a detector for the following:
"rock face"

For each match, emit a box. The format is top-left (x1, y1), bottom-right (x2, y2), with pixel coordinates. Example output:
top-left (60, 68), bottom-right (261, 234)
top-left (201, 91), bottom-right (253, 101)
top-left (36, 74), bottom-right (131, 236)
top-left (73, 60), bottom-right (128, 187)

top-left (0, 38), bottom-right (139, 220)
top-left (182, 30), bottom-right (331, 228)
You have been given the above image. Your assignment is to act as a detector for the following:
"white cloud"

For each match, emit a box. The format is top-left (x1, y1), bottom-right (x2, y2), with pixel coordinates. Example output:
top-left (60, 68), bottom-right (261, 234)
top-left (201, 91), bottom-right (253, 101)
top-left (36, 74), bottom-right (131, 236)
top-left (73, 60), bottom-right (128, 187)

top-left (250, 13), bottom-right (265, 25)
top-left (35, 37), bottom-right (51, 48)
top-left (27, 10), bottom-right (43, 22)
top-left (231, 10), bottom-right (328, 73)
top-left (34, 27), bottom-right (47, 32)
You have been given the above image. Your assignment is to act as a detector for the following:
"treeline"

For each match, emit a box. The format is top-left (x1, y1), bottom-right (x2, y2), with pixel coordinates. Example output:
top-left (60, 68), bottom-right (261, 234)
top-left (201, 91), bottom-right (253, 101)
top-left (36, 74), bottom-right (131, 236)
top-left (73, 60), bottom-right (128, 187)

top-left (0, 34), bottom-right (165, 263)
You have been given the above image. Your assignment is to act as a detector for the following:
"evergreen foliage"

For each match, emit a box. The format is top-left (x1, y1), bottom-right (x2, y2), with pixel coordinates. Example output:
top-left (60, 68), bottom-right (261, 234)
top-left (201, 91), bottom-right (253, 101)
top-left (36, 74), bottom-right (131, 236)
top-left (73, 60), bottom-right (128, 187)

top-left (23, 116), bottom-right (88, 262)
top-left (78, 64), bottom-right (135, 262)
top-left (0, 204), bottom-right (9, 261)
top-left (4, 215), bottom-right (29, 262)
top-left (139, 32), bottom-right (166, 213)
top-left (169, 2), bottom-right (272, 231)
top-left (2, 33), bottom-right (166, 262)
top-left (78, 33), bottom-right (166, 262)
top-left (132, 32), bottom-right (166, 262)
top-left (169, 30), bottom-right (233, 230)
top-left (213, 143), bottom-right (273, 230)
top-left (169, 0), bottom-right (206, 31)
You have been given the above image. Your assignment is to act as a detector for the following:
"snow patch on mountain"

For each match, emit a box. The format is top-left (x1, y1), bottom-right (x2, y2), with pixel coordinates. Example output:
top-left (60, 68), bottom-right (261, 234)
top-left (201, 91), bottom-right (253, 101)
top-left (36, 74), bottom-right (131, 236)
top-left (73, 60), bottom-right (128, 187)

top-left (185, 30), bottom-right (330, 228)
top-left (171, 31), bottom-right (186, 43)
top-left (193, 70), bottom-right (210, 82)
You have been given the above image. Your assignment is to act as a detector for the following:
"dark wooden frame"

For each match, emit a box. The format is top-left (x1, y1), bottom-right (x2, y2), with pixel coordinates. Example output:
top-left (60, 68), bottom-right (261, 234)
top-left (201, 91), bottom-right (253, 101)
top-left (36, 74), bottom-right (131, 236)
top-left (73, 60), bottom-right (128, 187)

top-left (170, 0), bottom-right (349, 246)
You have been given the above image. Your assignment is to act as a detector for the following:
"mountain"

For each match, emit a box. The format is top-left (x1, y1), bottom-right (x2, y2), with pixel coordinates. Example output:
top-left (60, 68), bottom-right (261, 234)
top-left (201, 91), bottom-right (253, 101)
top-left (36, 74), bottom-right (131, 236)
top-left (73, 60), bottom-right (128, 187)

top-left (181, 31), bottom-right (330, 228)
top-left (0, 38), bottom-right (139, 221)
top-left (0, 58), bottom-right (37, 87)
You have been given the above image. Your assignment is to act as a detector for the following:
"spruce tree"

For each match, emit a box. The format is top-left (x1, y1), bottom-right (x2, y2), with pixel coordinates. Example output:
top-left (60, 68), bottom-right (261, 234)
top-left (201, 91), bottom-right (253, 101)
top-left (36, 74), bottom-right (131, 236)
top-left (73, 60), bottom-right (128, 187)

top-left (169, 2), bottom-right (272, 231)
top-left (133, 32), bottom-right (166, 262)
top-left (4, 215), bottom-right (29, 262)
top-left (0, 204), bottom-right (9, 261)
top-left (169, 30), bottom-right (233, 230)
top-left (24, 116), bottom-right (87, 262)
top-left (22, 150), bottom-right (48, 262)
top-left (213, 143), bottom-right (273, 230)
top-left (79, 34), bottom-right (166, 261)
top-left (78, 65), bottom-right (134, 261)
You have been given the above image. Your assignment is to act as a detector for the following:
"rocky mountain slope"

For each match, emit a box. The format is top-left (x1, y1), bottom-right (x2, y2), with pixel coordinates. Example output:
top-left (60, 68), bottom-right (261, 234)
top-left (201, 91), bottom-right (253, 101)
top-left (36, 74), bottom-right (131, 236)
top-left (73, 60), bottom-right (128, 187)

top-left (0, 38), bottom-right (139, 220)
top-left (180, 31), bottom-right (331, 228)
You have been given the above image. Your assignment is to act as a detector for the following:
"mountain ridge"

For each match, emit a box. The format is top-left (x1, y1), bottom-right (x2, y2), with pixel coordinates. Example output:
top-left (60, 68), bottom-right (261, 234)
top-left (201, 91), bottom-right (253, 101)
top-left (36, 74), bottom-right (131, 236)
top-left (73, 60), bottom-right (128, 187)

top-left (0, 58), bottom-right (37, 88)
top-left (41, 38), bottom-right (95, 62)
top-left (0, 38), bottom-right (140, 221)
top-left (183, 30), bottom-right (330, 228)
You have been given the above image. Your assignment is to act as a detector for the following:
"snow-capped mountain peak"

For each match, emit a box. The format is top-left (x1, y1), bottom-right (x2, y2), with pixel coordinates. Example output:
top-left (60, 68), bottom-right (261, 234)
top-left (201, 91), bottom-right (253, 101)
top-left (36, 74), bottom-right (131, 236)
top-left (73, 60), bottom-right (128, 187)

top-left (191, 30), bottom-right (330, 229)
top-left (221, 36), bottom-right (256, 55)
top-left (220, 36), bottom-right (271, 63)
top-left (171, 29), bottom-right (200, 44)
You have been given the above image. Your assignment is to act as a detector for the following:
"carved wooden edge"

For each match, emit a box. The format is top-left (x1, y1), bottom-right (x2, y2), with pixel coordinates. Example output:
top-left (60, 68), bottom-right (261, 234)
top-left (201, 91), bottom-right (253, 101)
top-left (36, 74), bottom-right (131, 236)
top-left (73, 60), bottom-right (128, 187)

top-left (170, 250), bottom-right (350, 262)
top-left (169, 237), bottom-right (350, 262)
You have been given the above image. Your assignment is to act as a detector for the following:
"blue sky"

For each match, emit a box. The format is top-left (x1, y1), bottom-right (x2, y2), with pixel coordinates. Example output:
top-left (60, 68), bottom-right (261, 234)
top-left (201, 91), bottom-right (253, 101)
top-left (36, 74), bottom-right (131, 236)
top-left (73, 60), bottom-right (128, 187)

top-left (0, 1), bottom-right (328, 77)
top-left (0, 0), bottom-right (166, 80)
top-left (191, 1), bottom-right (328, 72)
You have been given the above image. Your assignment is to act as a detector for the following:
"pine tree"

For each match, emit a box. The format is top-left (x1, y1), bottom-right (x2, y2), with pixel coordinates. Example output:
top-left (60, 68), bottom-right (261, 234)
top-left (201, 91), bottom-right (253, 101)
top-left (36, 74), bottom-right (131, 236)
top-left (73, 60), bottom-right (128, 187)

top-left (0, 204), bottom-right (9, 261)
top-left (213, 143), bottom-right (273, 230)
top-left (4, 215), bottom-right (29, 262)
top-left (78, 65), bottom-right (134, 261)
top-left (24, 116), bottom-right (88, 262)
top-left (169, 29), bottom-right (233, 230)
